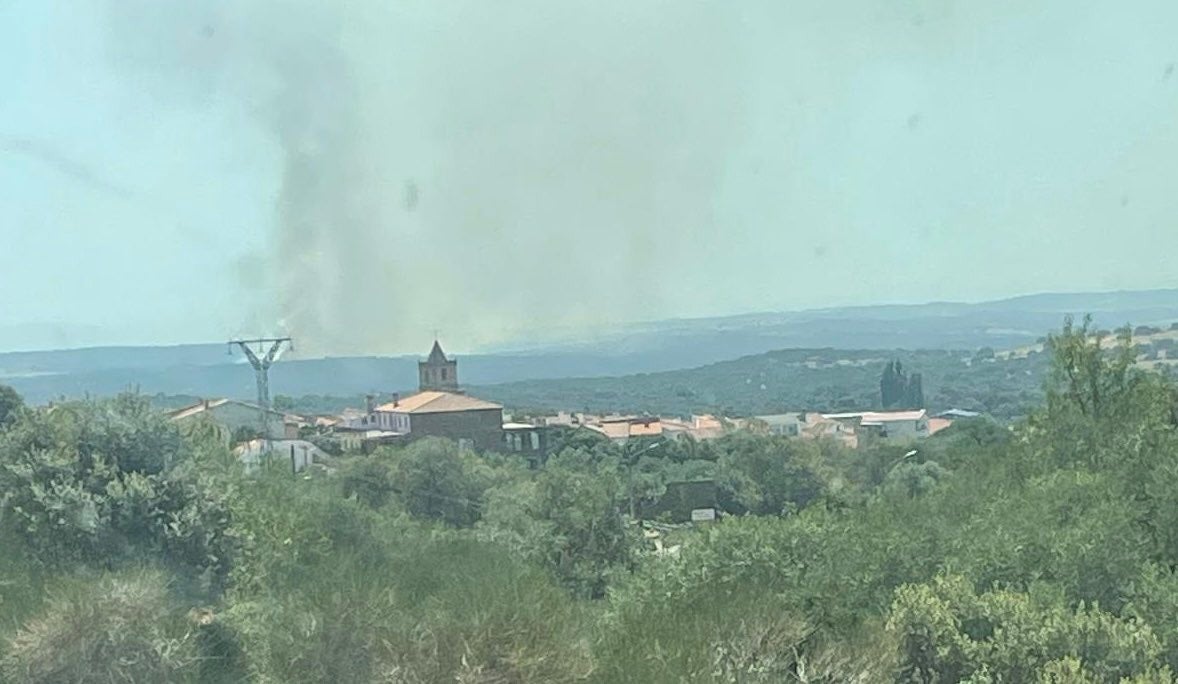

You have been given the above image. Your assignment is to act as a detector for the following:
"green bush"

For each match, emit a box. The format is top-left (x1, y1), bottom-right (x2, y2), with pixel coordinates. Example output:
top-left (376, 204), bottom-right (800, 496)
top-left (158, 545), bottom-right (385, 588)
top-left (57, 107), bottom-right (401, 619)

top-left (595, 578), bottom-right (897, 683)
top-left (338, 454), bottom-right (395, 508)
top-left (0, 395), bottom-right (236, 589)
top-left (479, 448), bottom-right (636, 598)
top-left (1, 568), bottom-right (200, 683)
top-left (888, 574), bottom-right (1165, 683)
top-left (387, 438), bottom-right (494, 527)
top-left (225, 535), bottom-right (591, 683)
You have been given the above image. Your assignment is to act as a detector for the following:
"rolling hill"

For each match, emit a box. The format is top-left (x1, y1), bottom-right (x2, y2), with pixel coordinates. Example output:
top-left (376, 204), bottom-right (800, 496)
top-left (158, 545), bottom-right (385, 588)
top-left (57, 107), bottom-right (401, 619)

top-left (473, 347), bottom-right (1050, 419)
top-left (1, 289), bottom-right (1176, 405)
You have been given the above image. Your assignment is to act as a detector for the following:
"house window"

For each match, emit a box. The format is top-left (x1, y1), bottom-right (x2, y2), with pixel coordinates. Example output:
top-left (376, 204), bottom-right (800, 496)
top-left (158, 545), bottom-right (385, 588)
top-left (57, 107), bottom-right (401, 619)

top-left (441, 368), bottom-right (447, 381)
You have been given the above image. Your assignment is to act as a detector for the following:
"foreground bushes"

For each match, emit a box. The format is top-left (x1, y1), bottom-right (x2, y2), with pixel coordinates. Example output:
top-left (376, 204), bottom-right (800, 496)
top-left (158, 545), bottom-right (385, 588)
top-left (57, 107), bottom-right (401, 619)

top-left (594, 576), bottom-right (897, 683)
top-left (223, 533), bottom-right (592, 683)
top-left (1, 569), bottom-right (201, 683)
top-left (0, 395), bottom-right (236, 588)
top-left (889, 574), bottom-right (1169, 683)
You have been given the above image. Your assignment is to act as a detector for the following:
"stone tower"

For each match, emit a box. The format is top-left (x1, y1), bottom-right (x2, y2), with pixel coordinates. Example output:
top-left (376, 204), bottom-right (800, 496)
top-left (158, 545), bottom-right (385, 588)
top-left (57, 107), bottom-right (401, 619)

top-left (418, 340), bottom-right (459, 392)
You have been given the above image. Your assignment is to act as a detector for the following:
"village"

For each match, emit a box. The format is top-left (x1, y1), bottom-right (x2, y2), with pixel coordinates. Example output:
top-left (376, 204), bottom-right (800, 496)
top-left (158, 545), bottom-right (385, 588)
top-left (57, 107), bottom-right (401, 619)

top-left (167, 339), bottom-right (976, 475)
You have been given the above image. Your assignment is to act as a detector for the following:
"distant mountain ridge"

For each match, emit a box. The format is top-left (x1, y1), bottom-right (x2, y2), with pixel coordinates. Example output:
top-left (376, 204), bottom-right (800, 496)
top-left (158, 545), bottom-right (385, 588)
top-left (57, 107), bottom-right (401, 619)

top-left (2, 288), bottom-right (1176, 404)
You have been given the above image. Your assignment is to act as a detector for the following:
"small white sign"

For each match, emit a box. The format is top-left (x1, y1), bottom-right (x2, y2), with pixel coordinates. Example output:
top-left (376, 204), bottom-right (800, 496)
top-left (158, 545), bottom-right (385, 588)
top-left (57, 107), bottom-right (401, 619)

top-left (691, 508), bottom-right (716, 522)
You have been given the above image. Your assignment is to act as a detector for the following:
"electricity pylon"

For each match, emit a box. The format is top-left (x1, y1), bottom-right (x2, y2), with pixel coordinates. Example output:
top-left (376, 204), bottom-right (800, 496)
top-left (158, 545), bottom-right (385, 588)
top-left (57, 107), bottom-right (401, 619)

top-left (228, 337), bottom-right (292, 441)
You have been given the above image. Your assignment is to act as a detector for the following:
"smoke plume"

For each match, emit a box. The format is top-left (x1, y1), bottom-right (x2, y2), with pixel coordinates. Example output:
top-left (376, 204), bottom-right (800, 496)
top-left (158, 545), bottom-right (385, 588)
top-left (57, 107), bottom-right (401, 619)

top-left (101, 1), bottom-right (747, 354)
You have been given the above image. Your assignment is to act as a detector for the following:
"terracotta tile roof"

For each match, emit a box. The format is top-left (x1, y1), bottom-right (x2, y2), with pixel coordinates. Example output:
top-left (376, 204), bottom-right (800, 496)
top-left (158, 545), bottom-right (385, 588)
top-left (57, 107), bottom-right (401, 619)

top-left (629, 420), bottom-right (663, 437)
top-left (593, 422), bottom-right (633, 439)
top-left (373, 390), bottom-right (501, 414)
top-left (374, 392), bottom-right (442, 413)
top-left (581, 423), bottom-right (610, 438)
top-left (928, 417), bottom-right (953, 435)
top-left (580, 416), bottom-right (672, 440)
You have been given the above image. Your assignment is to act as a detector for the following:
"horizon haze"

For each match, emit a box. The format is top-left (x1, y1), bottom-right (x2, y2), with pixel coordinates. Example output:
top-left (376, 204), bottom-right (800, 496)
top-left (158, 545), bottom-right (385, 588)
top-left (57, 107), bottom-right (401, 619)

top-left (0, 286), bottom-right (1175, 356)
top-left (5, 287), bottom-right (1178, 405)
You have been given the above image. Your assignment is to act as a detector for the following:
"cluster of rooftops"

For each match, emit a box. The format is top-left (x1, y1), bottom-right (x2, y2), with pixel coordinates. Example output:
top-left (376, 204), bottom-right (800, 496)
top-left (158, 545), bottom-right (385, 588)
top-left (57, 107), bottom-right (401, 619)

top-left (168, 341), bottom-right (984, 462)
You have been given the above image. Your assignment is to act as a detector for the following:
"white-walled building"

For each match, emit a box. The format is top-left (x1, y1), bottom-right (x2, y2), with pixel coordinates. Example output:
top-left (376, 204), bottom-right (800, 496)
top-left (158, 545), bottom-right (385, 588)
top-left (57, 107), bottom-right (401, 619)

top-left (823, 410), bottom-right (930, 441)
top-left (235, 438), bottom-right (327, 473)
top-left (169, 398), bottom-right (302, 442)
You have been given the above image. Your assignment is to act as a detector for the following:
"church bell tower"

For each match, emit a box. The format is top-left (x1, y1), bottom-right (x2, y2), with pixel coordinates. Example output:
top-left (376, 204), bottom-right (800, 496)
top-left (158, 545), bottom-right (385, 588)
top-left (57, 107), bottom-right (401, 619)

top-left (418, 340), bottom-right (459, 392)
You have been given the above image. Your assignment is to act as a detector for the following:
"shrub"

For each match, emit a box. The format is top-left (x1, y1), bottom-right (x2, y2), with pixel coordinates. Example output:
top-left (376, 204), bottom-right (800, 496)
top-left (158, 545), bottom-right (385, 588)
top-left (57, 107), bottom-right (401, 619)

top-left (1, 569), bottom-right (200, 683)
top-left (888, 574), bottom-right (1165, 682)
top-left (225, 536), bottom-right (591, 683)
top-left (387, 438), bottom-right (493, 527)
top-left (0, 396), bottom-right (235, 588)
top-left (595, 577), bottom-right (897, 683)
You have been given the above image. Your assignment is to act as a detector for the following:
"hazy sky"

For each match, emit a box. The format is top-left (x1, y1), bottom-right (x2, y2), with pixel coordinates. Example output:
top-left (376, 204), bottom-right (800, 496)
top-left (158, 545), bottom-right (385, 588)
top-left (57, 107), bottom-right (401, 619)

top-left (2, 1), bottom-right (1177, 354)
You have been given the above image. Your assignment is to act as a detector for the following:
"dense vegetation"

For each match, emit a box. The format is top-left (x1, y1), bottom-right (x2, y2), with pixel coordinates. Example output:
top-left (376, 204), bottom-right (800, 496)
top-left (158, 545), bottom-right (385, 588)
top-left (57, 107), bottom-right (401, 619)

top-left (6, 318), bottom-right (1178, 681)
top-left (476, 346), bottom-right (1051, 419)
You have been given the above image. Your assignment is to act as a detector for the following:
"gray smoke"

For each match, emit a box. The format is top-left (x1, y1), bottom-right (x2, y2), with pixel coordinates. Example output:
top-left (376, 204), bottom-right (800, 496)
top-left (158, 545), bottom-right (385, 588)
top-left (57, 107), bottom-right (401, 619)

top-left (101, 1), bottom-right (747, 354)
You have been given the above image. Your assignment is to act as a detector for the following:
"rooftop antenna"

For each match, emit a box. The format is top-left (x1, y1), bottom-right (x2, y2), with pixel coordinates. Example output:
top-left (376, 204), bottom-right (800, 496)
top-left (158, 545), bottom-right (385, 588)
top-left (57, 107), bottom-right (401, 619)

top-left (228, 337), bottom-right (292, 446)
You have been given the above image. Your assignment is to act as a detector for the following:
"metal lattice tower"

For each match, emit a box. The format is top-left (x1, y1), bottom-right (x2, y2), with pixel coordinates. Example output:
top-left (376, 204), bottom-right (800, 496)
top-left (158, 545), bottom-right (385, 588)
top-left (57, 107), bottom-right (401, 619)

top-left (228, 337), bottom-right (292, 440)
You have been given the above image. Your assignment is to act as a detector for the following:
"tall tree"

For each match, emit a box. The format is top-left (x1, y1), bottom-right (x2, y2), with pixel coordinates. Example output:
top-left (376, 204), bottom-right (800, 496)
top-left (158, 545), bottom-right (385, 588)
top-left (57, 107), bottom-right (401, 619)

top-left (1046, 314), bottom-right (1137, 421)
top-left (881, 361), bottom-right (924, 409)
top-left (0, 384), bottom-right (23, 427)
top-left (880, 361), bottom-right (900, 408)
top-left (907, 372), bottom-right (925, 409)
